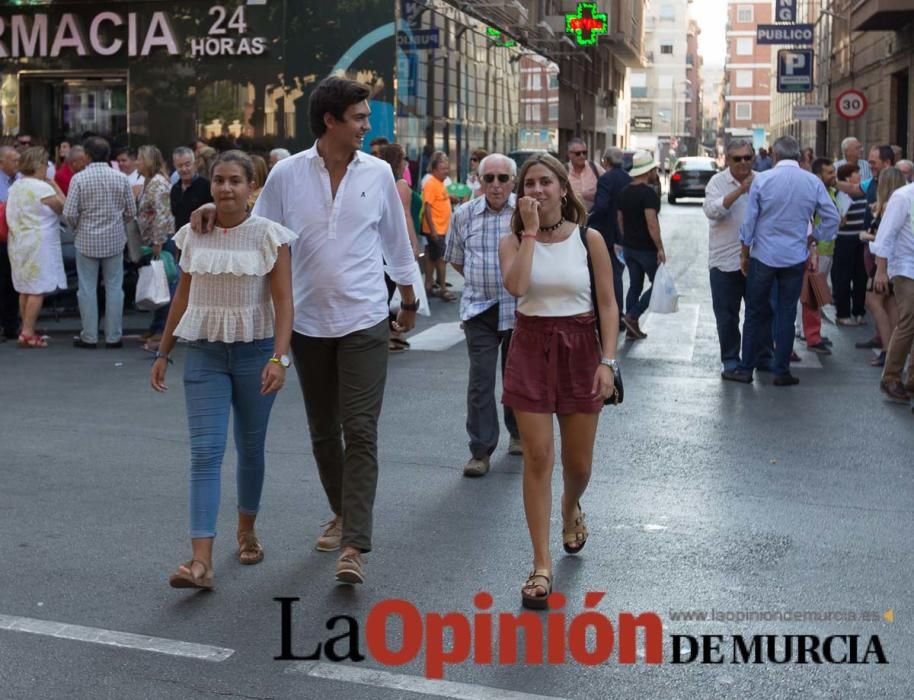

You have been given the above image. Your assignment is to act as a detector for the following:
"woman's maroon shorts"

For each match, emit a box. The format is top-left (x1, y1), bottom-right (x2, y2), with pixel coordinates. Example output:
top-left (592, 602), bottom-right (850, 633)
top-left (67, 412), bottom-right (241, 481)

top-left (502, 313), bottom-right (603, 415)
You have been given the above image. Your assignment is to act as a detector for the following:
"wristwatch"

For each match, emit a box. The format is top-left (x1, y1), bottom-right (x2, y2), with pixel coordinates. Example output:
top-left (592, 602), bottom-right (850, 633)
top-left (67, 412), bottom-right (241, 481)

top-left (600, 358), bottom-right (619, 373)
top-left (153, 351), bottom-right (172, 365)
top-left (270, 354), bottom-right (291, 368)
top-left (400, 300), bottom-right (420, 312)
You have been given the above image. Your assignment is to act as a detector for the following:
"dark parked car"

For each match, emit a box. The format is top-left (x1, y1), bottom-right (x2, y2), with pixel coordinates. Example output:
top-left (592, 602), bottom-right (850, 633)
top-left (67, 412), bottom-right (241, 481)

top-left (667, 157), bottom-right (719, 204)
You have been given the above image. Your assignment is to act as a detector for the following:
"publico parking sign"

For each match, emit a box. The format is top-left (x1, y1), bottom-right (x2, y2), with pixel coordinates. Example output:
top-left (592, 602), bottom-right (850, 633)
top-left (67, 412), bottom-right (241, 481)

top-left (835, 89), bottom-right (867, 120)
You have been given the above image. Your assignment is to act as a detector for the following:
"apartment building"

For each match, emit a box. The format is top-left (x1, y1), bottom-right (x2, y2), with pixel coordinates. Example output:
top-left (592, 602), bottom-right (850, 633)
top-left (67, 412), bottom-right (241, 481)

top-left (722, 0), bottom-right (773, 144)
top-left (629, 0), bottom-right (692, 161)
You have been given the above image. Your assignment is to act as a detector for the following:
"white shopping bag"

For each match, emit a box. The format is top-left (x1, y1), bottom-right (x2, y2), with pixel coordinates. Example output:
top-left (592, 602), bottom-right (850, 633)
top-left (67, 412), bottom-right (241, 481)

top-left (136, 259), bottom-right (171, 310)
top-left (648, 263), bottom-right (679, 314)
top-left (387, 261), bottom-right (431, 317)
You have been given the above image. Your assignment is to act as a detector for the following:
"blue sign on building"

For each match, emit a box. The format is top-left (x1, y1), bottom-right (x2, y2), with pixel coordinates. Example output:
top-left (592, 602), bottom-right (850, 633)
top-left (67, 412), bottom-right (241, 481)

top-left (777, 49), bottom-right (814, 93)
top-left (397, 28), bottom-right (440, 50)
top-left (776, 0), bottom-right (797, 22)
top-left (757, 24), bottom-right (814, 45)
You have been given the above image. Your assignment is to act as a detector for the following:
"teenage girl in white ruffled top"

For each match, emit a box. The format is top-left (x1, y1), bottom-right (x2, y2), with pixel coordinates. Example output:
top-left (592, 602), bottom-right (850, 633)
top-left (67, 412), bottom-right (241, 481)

top-left (150, 150), bottom-right (296, 590)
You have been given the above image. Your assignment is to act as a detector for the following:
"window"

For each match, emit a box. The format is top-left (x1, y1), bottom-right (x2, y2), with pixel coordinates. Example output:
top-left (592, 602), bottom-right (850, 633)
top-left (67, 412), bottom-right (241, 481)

top-left (659, 4), bottom-right (675, 21)
top-left (735, 70), bottom-right (753, 88)
top-left (735, 102), bottom-right (752, 120)
top-left (630, 71), bottom-right (647, 97)
top-left (548, 102), bottom-right (559, 121)
top-left (660, 44), bottom-right (673, 55)
top-left (737, 6), bottom-right (753, 23)
top-left (658, 74), bottom-right (674, 90)
top-left (526, 73), bottom-right (542, 91)
top-left (736, 38), bottom-right (753, 56)
top-left (548, 74), bottom-right (559, 90)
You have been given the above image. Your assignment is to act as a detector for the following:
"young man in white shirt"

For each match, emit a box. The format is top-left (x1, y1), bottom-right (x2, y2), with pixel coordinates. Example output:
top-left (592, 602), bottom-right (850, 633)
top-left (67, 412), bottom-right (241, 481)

top-left (194, 77), bottom-right (419, 584)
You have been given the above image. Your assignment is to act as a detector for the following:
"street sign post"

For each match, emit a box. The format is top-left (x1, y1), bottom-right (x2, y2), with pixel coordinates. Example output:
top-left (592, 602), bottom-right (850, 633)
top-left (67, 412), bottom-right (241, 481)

top-left (793, 105), bottom-right (827, 121)
top-left (776, 0), bottom-right (797, 22)
top-left (777, 49), bottom-right (813, 93)
top-left (756, 24), bottom-right (814, 45)
top-left (835, 89), bottom-right (867, 120)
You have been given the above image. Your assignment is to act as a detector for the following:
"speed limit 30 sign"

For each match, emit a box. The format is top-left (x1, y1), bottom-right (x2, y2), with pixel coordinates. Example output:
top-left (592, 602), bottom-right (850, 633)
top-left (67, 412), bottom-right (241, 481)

top-left (836, 89), bottom-right (867, 120)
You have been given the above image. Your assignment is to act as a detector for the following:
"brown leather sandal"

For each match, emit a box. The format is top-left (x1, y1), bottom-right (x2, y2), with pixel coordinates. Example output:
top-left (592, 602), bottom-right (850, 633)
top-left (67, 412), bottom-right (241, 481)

top-left (521, 569), bottom-right (552, 610)
top-left (237, 531), bottom-right (264, 565)
top-left (168, 559), bottom-right (214, 589)
top-left (563, 501), bottom-right (588, 554)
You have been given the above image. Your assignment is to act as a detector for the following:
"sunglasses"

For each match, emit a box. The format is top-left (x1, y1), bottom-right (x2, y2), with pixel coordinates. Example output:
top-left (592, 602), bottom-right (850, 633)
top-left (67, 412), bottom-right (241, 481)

top-left (730, 155), bottom-right (753, 163)
top-left (570, 150), bottom-right (587, 156)
top-left (483, 173), bottom-right (511, 184)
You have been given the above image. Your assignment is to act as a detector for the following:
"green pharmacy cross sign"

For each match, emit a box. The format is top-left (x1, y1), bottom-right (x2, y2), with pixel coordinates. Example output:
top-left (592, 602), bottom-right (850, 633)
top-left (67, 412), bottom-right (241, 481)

top-left (565, 2), bottom-right (608, 46)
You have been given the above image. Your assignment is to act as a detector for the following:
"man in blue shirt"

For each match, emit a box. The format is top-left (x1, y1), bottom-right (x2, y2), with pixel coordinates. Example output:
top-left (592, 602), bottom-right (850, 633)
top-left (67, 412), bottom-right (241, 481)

top-left (0, 146), bottom-right (22, 340)
top-left (589, 147), bottom-right (631, 329)
top-left (752, 147), bottom-right (773, 172)
top-left (723, 136), bottom-right (839, 385)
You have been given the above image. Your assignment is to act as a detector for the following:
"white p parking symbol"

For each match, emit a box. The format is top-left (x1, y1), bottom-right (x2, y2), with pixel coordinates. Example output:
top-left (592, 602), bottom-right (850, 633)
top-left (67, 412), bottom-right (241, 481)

top-left (784, 52), bottom-right (806, 75)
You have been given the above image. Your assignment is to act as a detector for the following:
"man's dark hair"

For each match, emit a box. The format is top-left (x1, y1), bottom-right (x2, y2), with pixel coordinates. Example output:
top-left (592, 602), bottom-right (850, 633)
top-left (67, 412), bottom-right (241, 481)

top-left (83, 136), bottom-right (110, 163)
top-left (811, 157), bottom-right (832, 176)
top-left (836, 163), bottom-right (859, 181)
top-left (115, 146), bottom-right (137, 159)
top-left (309, 77), bottom-right (371, 138)
top-left (369, 136), bottom-right (389, 148)
top-left (874, 145), bottom-right (895, 165)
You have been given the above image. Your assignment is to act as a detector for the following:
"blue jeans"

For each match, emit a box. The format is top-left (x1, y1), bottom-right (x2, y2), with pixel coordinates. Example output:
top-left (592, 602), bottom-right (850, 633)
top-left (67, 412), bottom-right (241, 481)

top-left (183, 338), bottom-right (277, 538)
top-left (150, 237), bottom-right (178, 334)
top-left (739, 259), bottom-right (805, 376)
top-left (75, 251), bottom-right (123, 343)
top-left (623, 247), bottom-right (659, 319)
top-left (709, 268), bottom-right (746, 370)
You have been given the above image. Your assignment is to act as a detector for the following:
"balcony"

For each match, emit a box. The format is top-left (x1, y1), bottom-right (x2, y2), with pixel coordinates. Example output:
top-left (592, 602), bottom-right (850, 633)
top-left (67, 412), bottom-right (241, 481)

top-left (851, 0), bottom-right (914, 31)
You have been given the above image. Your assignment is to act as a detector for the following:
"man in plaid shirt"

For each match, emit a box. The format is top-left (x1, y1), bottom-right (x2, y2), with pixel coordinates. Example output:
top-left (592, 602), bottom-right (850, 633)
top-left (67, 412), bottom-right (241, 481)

top-left (445, 153), bottom-right (522, 477)
top-left (64, 137), bottom-right (136, 348)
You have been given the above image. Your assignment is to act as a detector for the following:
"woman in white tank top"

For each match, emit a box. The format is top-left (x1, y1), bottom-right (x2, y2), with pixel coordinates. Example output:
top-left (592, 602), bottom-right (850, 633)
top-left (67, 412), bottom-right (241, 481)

top-left (498, 153), bottom-right (620, 609)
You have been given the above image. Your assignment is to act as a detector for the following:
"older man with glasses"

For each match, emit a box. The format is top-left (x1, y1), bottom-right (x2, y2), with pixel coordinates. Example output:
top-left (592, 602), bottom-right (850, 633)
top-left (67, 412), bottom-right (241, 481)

top-left (723, 136), bottom-right (839, 386)
top-left (703, 139), bottom-right (755, 376)
top-left (445, 153), bottom-right (522, 477)
top-left (566, 138), bottom-right (603, 213)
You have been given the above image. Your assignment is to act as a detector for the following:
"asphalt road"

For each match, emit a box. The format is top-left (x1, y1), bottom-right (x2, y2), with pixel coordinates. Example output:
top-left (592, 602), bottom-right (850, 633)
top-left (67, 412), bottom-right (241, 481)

top-left (1, 199), bottom-right (911, 699)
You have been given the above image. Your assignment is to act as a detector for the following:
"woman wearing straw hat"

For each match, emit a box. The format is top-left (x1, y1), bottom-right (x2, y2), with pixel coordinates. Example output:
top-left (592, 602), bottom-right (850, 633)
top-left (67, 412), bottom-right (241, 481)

top-left (617, 150), bottom-right (666, 341)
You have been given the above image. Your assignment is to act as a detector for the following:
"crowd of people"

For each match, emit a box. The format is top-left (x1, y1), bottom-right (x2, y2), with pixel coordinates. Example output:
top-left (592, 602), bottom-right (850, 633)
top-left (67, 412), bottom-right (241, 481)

top-left (701, 135), bottom-right (914, 407)
top-left (3, 80), bottom-right (912, 608)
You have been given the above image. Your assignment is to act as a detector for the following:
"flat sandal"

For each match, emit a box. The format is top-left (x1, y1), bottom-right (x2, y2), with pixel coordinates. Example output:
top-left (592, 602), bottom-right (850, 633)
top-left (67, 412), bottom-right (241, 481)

top-left (562, 501), bottom-right (588, 554)
top-left (237, 531), bottom-right (264, 565)
top-left (521, 569), bottom-right (552, 610)
top-left (169, 559), bottom-right (214, 590)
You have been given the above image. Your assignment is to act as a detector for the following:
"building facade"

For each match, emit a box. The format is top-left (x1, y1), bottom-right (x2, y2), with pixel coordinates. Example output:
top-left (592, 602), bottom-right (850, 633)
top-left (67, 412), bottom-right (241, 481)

top-left (518, 54), bottom-right (559, 153)
top-left (628, 0), bottom-right (692, 165)
top-left (722, 0), bottom-right (772, 146)
top-left (685, 18), bottom-right (704, 145)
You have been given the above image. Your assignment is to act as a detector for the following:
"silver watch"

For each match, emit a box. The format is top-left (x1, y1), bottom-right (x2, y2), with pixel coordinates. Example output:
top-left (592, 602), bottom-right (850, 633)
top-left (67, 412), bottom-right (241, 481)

top-left (600, 358), bottom-right (619, 372)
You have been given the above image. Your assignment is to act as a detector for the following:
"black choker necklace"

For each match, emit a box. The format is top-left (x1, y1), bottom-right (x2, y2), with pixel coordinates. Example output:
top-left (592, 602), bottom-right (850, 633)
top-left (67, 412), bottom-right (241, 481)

top-left (539, 217), bottom-right (564, 233)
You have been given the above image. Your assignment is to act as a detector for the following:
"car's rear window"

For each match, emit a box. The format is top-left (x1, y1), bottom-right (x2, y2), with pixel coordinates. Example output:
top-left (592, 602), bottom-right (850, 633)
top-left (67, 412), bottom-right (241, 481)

top-left (675, 159), bottom-right (717, 172)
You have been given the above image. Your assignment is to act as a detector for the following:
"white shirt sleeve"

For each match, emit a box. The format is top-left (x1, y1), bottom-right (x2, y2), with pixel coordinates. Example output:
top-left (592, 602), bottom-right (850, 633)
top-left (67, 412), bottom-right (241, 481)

top-left (703, 174), bottom-right (732, 221)
top-left (252, 165), bottom-right (285, 225)
top-left (870, 191), bottom-right (908, 259)
top-left (379, 169), bottom-right (420, 286)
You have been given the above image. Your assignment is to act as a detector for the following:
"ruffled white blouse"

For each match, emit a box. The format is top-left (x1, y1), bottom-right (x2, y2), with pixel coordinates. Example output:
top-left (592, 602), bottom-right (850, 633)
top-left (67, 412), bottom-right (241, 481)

top-left (172, 215), bottom-right (297, 343)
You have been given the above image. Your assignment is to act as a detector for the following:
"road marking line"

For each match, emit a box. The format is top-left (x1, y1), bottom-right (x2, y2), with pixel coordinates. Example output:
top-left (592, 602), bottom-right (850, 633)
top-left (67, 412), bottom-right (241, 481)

top-left (0, 614), bottom-right (234, 662)
top-left (406, 322), bottom-right (466, 351)
top-left (286, 661), bottom-right (569, 700)
top-left (626, 303), bottom-right (700, 363)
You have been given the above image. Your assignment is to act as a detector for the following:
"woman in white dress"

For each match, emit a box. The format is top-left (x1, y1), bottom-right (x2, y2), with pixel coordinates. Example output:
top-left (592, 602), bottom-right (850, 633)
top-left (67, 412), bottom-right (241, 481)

top-left (6, 147), bottom-right (66, 348)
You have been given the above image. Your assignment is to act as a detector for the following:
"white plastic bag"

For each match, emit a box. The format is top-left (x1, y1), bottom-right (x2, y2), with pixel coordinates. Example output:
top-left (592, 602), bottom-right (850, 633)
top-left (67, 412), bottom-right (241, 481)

top-left (648, 263), bottom-right (679, 314)
top-left (387, 261), bottom-right (431, 317)
top-left (136, 259), bottom-right (171, 310)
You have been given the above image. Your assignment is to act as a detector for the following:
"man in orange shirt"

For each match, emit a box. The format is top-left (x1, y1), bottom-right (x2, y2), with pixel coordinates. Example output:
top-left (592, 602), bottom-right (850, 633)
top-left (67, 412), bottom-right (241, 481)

top-left (422, 151), bottom-right (455, 301)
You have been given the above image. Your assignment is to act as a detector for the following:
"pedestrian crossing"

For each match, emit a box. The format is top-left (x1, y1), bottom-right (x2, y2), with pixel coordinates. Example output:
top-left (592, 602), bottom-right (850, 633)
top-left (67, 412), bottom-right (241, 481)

top-left (404, 303), bottom-right (825, 370)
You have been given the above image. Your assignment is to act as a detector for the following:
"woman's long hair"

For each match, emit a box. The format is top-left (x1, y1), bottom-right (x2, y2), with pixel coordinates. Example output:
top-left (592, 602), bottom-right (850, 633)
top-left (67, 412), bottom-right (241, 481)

top-left (874, 167), bottom-right (907, 218)
top-left (510, 153), bottom-right (587, 239)
top-left (138, 145), bottom-right (169, 179)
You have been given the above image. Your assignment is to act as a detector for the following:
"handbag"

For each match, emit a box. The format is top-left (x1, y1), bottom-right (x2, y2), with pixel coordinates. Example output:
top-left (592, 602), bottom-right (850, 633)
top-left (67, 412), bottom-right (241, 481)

top-left (125, 219), bottom-right (143, 263)
top-left (579, 226), bottom-right (624, 405)
top-left (808, 271), bottom-right (833, 308)
top-left (135, 259), bottom-right (171, 310)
